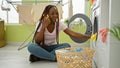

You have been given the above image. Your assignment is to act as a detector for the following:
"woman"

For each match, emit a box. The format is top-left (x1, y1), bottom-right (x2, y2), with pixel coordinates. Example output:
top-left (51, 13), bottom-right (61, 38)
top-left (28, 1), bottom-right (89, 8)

top-left (28, 5), bottom-right (90, 62)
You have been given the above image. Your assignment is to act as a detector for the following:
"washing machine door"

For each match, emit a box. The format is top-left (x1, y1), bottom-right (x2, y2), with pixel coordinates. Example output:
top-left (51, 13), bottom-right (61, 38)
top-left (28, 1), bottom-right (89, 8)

top-left (68, 13), bottom-right (92, 43)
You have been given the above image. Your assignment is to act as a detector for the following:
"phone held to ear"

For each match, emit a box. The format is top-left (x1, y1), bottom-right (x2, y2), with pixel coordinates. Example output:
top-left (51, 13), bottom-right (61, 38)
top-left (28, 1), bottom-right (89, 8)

top-left (46, 14), bottom-right (49, 19)
top-left (45, 14), bottom-right (51, 24)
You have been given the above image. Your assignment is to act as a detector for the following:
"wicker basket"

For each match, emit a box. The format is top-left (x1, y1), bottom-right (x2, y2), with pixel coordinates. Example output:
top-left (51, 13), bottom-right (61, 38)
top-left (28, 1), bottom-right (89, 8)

top-left (55, 47), bottom-right (94, 68)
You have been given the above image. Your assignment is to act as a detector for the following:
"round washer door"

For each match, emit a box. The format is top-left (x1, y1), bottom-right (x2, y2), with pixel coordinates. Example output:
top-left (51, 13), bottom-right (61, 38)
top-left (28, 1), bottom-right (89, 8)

top-left (68, 13), bottom-right (92, 43)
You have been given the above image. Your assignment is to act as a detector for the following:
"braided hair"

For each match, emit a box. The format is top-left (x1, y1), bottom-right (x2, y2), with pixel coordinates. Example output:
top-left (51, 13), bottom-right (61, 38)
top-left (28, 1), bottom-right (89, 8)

top-left (39, 5), bottom-right (59, 23)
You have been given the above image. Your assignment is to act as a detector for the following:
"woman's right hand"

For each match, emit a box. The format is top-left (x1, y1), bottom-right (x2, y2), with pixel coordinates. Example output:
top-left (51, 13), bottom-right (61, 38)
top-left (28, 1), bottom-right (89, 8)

top-left (42, 15), bottom-right (51, 28)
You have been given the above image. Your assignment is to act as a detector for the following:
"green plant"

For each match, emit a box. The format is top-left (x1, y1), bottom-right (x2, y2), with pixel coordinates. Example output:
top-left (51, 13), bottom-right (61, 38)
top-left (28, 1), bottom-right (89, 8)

top-left (64, 18), bottom-right (69, 24)
top-left (109, 24), bottom-right (120, 41)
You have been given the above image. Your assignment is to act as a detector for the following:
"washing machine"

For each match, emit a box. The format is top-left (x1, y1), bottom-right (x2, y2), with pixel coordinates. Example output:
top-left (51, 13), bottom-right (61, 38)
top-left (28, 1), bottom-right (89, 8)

top-left (91, 0), bottom-right (100, 48)
top-left (90, 0), bottom-right (100, 68)
top-left (91, 0), bottom-right (110, 68)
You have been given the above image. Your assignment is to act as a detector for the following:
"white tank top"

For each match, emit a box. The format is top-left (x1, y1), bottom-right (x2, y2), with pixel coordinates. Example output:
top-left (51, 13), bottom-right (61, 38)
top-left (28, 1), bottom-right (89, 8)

top-left (36, 22), bottom-right (67, 46)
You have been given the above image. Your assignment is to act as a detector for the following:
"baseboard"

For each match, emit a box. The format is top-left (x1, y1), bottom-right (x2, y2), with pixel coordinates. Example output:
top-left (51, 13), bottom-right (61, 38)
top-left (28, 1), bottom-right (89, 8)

top-left (6, 42), bottom-right (29, 46)
top-left (6, 42), bottom-right (90, 47)
top-left (70, 43), bottom-right (90, 47)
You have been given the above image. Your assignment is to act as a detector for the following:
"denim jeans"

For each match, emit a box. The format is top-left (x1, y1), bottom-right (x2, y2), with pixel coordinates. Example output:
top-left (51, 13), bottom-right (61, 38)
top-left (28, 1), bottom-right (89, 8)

top-left (27, 43), bottom-right (71, 61)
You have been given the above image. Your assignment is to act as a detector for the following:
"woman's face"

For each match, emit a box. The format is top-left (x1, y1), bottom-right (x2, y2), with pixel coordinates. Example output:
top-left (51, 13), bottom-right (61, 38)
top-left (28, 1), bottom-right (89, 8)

top-left (48, 7), bottom-right (58, 23)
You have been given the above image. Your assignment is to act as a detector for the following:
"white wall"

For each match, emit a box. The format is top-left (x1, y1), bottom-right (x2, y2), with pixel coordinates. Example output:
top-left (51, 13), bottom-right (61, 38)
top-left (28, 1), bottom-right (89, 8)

top-left (109, 0), bottom-right (120, 68)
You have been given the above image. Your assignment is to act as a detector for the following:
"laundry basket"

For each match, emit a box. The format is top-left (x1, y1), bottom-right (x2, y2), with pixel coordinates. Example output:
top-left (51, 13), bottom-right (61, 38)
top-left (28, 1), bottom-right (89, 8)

top-left (55, 47), bottom-right (94, 68)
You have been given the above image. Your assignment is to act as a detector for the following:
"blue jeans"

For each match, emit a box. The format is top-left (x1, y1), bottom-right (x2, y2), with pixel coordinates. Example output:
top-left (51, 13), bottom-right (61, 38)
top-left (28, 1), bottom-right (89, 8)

top-left (27, 43), bottom-right (71, 61)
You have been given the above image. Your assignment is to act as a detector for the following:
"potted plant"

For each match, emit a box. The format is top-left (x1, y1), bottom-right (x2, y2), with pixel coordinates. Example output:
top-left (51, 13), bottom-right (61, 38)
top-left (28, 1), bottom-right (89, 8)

top-left (109, 24), bottom-right (120, 41)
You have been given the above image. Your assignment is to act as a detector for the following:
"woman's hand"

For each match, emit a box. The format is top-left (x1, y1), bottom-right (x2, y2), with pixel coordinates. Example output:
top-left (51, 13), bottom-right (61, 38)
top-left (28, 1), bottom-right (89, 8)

top-left (42, 15), bottom-right (51, 28)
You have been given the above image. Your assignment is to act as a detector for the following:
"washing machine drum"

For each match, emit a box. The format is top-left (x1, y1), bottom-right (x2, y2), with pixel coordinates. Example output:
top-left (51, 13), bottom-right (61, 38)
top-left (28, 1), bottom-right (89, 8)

top-left (68, 13), bottom-right (92, 43)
